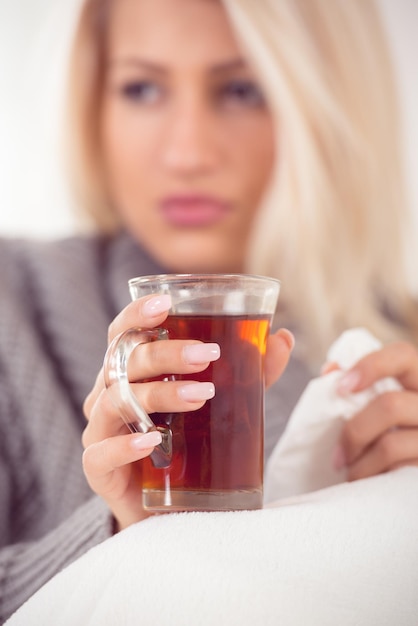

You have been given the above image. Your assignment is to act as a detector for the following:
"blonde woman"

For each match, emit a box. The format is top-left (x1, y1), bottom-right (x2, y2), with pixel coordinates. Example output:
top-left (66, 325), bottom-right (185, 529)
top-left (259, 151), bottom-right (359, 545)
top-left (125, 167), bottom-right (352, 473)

top-left (1, 0), bottom-right (418, 620)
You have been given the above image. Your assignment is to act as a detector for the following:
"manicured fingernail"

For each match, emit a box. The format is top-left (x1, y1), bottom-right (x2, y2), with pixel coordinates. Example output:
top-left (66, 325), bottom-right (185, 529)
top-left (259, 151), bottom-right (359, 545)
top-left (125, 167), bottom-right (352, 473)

top-left (178, 382), bottom-right (215, 402)
top-left (183, 343), bottom-right (220, 364)
top-left (131, 430), bottom-right (162, 450)
top-left (320, 362), bottom-right (339, 376)
top-left (278, 329), bottom-right (295, 351)
top-left (332, 444), bottom-right (346, 471)
top-left (337, 370), bottom-right (361, 395)
top-left (142, 295), bottom-right (172, 317)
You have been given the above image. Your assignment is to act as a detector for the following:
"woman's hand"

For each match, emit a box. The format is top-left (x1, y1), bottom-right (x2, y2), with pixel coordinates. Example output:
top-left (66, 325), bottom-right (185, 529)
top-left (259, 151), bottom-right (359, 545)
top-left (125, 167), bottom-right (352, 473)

top-left (82, 294), bottom-right (293, 531)
top-left (82, 294), bottom-right (220, 530)
top-left (331, 341), bottom-right (418, 481)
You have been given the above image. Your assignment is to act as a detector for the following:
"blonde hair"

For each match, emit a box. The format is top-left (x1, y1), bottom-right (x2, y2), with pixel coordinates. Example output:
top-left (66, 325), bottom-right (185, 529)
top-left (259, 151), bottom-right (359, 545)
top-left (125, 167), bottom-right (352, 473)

top-left (223, 0), bottom-right (417, 363)
top-left (66, 0), bottom-right (116, 232)
top-left (66, 0), bottom-right (417, 364)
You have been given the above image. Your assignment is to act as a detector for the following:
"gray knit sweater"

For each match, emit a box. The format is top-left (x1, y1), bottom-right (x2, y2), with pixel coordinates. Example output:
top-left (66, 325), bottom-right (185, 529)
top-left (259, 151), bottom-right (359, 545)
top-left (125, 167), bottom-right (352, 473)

top-left (0, 230), bottom-right (311, 623)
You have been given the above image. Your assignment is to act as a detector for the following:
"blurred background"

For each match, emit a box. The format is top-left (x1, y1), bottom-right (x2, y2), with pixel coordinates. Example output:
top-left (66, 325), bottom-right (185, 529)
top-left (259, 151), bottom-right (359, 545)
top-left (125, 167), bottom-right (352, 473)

top-left (0, 1), bottom-right (417, 270)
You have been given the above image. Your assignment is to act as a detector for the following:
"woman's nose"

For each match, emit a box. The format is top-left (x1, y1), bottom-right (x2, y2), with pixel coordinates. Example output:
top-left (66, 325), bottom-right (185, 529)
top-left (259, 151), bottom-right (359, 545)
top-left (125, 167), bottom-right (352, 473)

top-left (161, 98), bottom-right (221, 176)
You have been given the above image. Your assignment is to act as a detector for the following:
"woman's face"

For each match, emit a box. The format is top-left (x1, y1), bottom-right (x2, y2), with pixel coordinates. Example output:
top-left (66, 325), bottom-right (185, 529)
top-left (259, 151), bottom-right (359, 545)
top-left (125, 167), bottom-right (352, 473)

top-left (100, 0), bottom-right (275, 272)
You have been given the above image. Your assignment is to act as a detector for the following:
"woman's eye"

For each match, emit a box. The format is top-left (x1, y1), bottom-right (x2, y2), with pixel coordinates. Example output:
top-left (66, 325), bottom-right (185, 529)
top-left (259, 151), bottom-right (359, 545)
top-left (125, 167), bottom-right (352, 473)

top-left (219, 80), bottom-right (266, 108)
top-left (119, 80), bottom-right (162, 104)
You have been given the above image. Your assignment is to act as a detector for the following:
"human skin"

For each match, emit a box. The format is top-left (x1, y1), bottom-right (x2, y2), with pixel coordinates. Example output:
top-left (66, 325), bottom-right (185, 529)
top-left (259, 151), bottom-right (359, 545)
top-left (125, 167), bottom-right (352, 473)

top-left (100, 0), bottom-right (276, 273)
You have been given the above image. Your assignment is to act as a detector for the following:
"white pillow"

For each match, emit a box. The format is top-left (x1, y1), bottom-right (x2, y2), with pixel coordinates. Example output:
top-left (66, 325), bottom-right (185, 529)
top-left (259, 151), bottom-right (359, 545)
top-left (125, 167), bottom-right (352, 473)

top-left (7, 468), bottom-right (418, 626)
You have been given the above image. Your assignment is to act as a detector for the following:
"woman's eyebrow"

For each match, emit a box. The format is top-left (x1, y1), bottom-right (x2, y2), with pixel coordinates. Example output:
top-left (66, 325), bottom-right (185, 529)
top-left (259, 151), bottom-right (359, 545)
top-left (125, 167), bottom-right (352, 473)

top-left (209, 58), bottom-right (247, 74)
top-left (108, 58), bottom-right (167, 74)
top-left (107, 57), bottom-right (248, 74)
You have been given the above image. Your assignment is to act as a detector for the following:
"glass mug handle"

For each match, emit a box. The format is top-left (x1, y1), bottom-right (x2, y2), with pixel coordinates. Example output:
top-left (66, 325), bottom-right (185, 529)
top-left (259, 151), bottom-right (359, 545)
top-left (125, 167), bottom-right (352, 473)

top-left (103, 327), bottom-right (173, 469)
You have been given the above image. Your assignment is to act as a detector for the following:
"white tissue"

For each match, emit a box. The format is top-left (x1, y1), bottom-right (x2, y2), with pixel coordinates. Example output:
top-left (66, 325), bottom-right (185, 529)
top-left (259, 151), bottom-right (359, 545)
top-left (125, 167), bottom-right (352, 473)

top-left (264, 328), bottom-right (401, 502)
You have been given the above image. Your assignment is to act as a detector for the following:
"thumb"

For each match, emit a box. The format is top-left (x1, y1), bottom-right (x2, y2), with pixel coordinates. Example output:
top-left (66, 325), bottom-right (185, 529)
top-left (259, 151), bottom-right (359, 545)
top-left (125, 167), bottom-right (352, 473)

top-left (265, 329), bottom-right (294, 388)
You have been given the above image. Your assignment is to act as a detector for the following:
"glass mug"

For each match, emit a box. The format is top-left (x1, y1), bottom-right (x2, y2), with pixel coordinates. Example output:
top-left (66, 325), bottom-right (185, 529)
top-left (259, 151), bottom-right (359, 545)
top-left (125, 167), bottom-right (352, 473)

top-left (104, 274), bottom-right (280, 512)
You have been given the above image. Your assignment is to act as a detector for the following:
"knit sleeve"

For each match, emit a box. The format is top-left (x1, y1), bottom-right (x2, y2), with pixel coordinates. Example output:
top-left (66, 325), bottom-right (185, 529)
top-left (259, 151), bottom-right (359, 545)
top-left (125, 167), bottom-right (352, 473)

top-left (0, 341), bottom-right (114, 623)
top-left (0, 237), bottom-right (115, 622)
top-left (0, 495), bottom-right (114, 623)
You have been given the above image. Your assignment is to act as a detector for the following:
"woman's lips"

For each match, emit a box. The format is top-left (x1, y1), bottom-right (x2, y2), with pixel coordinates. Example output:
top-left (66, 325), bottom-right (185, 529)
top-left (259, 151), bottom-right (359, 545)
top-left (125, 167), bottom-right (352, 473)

top-left (159, 195), bottom-right (230, 227)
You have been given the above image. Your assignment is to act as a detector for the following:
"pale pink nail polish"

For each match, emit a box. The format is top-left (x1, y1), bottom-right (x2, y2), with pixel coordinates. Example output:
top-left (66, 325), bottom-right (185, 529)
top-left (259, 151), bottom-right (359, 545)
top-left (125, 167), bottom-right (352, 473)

top-left (320, 362), bottom-right (340, 376)
top-left (131, 430), bottom-right (162, 450)
top-left (178, 382), bottom-right (215, 401)
top-left (337, 370), bottom-right (360, 395)
top-left (183, 343), bottom-right (220, 364)
top-left (142, 295), bottom-right (172, 317)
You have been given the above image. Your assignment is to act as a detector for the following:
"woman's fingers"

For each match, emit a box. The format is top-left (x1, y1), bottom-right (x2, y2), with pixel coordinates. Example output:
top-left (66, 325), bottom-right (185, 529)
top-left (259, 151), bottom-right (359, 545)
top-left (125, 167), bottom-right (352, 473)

top-left (332, 341), bottom-right (418, 481)
top-left (84, 339), bottom-right (220, 418)
top-left (107, 294), bottom-right (172, 343)
top-left (85, 294), bottom-right (173, 417)
top-left (125, 339), bottom-right (220, 381)
top-left (82, 431), bottom-right (162, 528)
top-left (84, 326), bottom-right (293, 448)
top-left (265, 329), bottom-right (294, 388)
top-left (346, 428), bottom-right (418, 481)
top-left (337, 341), bottom-right (418, 395)
top-left (341, 390), bottom-right (418, 466)
top-left (83, 380), bottom-right (215, 446)
top-left (82, 430), bottom-right (162, 497)
top-left (84, 325), bottom-right (293, 440)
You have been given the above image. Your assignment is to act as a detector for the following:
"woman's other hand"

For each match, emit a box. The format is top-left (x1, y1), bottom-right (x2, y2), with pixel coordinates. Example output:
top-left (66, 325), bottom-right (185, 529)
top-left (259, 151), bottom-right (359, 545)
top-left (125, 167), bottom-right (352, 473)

top-left (332, 341), bottom-right (418, 480)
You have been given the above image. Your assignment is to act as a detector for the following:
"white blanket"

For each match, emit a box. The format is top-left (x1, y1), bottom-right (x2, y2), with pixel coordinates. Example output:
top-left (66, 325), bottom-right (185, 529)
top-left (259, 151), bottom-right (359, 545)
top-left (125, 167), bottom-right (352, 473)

top-left (7, 467), bottom-right (418, 626)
